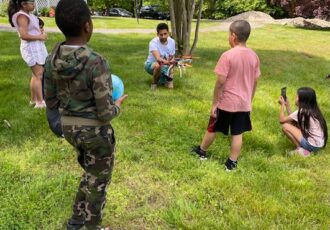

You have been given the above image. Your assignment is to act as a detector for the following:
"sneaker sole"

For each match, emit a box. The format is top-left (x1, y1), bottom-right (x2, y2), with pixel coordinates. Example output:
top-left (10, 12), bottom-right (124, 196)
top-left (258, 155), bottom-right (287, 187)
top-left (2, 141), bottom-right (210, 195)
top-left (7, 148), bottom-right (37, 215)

top-left (190, 148), bottom-right (207, 160)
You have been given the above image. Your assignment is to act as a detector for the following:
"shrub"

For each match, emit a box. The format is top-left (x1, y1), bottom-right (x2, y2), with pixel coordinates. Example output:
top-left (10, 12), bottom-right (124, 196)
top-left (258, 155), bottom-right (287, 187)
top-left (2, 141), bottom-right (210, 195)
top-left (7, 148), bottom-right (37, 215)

top-left (0, 2), bottom-right (8, 17)
top-left (39, 7), bottom-right (49, 17)
top-left (202, 0), bottom-right (285, 19)
top-left (49, 6), bottom-right (56, 17)
top-left (271, 0), bottom-right (330, 20)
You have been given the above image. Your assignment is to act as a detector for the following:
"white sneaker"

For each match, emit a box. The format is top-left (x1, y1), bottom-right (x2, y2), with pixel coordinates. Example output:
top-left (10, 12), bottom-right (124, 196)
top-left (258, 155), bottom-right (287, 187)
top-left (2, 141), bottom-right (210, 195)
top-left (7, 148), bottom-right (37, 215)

top-left (165, 81), bottom-right (174, 89)
top-left (34, 100), bottom-right (46, 109)
top-left (296, 147), bottom-right (311, 157)
top-left (289, 147), bottom-right (311, 157)
top-left (151, 83), bottom-right (157, 90)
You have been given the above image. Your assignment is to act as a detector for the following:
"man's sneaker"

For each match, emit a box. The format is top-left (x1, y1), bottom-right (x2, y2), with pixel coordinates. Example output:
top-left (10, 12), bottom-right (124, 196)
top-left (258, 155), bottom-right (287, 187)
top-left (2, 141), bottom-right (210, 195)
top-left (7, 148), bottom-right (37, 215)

top-left (224, 158), bottom-right (237, 171)
top-left (165, 81), bottom-right (174, 89)
top-left (151, 83), bottom-right (157, 90)
top-left (66, 218), bottom-right (84, 230)
top-left (191, 146), bottom-right (207, 160)
top-left (289, 147), bottom-right (311, 157)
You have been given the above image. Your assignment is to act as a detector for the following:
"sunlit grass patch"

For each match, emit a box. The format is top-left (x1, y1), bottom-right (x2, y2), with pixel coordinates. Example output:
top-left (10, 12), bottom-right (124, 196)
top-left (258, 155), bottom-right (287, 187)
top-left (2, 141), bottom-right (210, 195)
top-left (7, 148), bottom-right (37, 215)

top-left (0, 24), bottom-right (329, 229)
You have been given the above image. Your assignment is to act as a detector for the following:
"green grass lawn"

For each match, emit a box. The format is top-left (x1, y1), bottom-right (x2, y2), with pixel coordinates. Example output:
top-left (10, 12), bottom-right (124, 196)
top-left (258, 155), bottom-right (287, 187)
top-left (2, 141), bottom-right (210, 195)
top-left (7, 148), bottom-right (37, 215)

top-left (0, 16), bottom-right (220, 29)
top-left (0, 25), bottom-right (329, 229)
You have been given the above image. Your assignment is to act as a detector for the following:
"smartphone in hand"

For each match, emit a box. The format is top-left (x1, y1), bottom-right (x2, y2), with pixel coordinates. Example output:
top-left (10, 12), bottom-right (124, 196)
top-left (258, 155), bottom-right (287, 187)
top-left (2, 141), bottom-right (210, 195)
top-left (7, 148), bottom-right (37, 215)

top-left (281, 87), bottom-right (287, 101)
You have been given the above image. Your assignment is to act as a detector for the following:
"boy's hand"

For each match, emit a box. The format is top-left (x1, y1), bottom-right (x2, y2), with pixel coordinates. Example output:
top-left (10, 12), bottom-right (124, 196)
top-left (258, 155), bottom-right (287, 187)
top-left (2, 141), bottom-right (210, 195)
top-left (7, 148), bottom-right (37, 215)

top-left (115, 94), bottom-right (128, 107)
top-left (210, 105), bottom-right (217, 118)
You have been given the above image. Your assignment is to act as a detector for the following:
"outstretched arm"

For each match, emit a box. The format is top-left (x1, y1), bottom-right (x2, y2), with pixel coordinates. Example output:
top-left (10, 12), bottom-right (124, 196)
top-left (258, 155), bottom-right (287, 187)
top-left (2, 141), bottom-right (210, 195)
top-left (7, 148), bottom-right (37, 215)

top-left (152, 50), bottom-right (169, 65)
top-left (211, 75), bottom-right (225, 117)
top-left (44, 57), bottom-right (60, 110)
top-left (92, 59), bottom-right (127, 122)
top-left (252, 80), bottom-right (258, 100)
top-left (279, 96), bottom-right (293, 124)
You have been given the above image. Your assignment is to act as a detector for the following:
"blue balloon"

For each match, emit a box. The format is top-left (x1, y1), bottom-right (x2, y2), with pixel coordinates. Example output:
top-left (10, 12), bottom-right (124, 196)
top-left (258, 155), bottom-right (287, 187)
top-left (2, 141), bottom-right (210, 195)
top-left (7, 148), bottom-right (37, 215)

top-left (111, 74), bottom-right (124, 101)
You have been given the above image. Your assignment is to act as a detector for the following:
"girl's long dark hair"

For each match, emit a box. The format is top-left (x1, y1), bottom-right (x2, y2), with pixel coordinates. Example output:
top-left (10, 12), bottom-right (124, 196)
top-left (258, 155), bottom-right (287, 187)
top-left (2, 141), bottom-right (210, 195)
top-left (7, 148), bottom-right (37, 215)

top-left (297, 87), bottom-right (328, 147)
top-left (8, 0), bottom-right (25, 27)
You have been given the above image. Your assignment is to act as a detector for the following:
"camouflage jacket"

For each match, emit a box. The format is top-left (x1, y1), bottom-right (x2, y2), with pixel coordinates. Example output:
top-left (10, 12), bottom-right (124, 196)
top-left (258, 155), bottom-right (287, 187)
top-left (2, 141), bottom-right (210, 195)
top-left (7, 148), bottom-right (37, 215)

top-left (44, 43), bottom-right (120, 123)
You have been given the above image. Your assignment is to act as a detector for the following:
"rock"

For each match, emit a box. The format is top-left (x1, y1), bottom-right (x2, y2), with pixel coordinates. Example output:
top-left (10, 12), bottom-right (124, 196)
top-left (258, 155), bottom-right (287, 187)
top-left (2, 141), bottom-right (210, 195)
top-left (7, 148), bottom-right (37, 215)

top-left (224, 11), bottom-right (275, 23)
top-left (276, 17), bottom-right (330, 30)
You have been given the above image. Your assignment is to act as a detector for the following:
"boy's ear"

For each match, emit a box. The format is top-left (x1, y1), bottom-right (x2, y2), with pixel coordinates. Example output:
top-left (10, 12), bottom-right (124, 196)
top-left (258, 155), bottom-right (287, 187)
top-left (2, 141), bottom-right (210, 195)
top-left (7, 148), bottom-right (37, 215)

top-left (84, 21), bottom-right (93, 34)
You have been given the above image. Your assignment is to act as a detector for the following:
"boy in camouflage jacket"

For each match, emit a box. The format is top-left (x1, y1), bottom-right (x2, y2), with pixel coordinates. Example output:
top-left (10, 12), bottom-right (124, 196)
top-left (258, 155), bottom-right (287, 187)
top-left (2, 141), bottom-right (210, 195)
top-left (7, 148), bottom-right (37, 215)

top-left (44, 0), bottom-right (127, 229)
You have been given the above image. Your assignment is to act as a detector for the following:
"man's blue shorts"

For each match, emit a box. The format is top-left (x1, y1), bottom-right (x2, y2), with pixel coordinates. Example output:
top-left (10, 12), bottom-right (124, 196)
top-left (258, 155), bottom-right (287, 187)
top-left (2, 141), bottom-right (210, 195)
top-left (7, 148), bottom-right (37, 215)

top-left (144, 62), bottom-right (170, 84)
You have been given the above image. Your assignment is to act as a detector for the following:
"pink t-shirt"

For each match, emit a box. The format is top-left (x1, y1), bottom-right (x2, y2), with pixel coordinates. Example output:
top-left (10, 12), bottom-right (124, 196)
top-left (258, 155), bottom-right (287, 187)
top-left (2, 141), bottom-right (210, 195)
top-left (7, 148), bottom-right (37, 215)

top-left (289, 110), bottom-right (325, 147)
top-left (214, 46), bottom-right (260, 112)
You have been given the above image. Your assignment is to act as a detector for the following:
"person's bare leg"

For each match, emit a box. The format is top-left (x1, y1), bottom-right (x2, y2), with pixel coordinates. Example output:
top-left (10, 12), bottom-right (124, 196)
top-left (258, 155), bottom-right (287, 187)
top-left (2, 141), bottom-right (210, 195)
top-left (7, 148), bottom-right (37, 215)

top-left (31, 64), bottom-right (45, 107)
top-left (152, 63), bottom-right (161, 84)
top-left (281, 123), bottom-right (303, 147)
top-left (30, 73), bottom-right (36, 104)
top-left (200, 131), bottom-right (216, 151)
top-left (229, 134), bottom-right (243, 161)
top-left (30, 74), bottom-right (42, 103)
top-left (165, 65), bottom-right (174, 89)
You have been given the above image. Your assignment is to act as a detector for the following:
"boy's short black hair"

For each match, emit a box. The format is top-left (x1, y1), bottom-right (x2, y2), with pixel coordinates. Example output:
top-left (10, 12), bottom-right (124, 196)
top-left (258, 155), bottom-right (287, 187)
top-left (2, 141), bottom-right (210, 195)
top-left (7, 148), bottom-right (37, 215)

top-left (55, 0), bottom-right (91, 37)
top-left (157, 23), bottom-right (169, 33)
top-left (38, 17), bottom-right (44, 27)
top-left (229, 20), bottom-right (251, 42)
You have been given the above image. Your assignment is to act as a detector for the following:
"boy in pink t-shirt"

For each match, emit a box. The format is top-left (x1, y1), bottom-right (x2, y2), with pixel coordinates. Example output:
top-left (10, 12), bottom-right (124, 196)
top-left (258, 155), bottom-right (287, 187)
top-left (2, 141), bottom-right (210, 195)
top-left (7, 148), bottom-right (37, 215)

top-left (192, 20), bottom-right (261, 170)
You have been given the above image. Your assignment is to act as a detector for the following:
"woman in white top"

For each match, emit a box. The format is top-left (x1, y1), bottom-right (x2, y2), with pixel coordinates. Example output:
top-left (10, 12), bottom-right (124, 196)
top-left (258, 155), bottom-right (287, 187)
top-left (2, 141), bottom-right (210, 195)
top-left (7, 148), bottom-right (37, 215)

top-left (279, 87), bottom-right (328, 157)
top-left (8, 0), bottom-right (48, 108)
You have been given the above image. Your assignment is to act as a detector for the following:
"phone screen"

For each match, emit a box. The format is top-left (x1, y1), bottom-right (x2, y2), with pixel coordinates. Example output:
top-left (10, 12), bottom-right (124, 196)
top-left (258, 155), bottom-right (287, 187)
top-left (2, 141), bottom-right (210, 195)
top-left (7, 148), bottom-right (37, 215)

top-left (281, 87), bottom-right (287, 101)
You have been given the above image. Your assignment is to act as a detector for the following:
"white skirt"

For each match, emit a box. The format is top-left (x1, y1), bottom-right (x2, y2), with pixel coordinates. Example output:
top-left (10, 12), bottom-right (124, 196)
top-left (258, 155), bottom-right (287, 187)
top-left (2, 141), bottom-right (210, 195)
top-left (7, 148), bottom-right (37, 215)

top-left (20, 40), bottom-right (48, 67)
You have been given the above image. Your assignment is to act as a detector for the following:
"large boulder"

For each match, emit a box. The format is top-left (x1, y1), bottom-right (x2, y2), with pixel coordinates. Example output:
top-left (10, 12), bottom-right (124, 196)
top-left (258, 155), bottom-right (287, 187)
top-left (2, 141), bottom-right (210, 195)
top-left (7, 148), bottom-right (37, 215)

top-left (224, 11), bottom-right (275, 23)
top-left (276, 17), bottom-right (330, 30)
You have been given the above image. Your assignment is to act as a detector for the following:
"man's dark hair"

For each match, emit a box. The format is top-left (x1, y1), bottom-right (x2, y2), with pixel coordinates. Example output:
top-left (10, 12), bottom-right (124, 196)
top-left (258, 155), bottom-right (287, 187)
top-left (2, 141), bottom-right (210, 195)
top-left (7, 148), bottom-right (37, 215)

top-left (55, 0), bottom-right (91, 37)
top-left (229, 20), bottom-right (251, 42)
top-left (157, 23), bottom-right (169, 33)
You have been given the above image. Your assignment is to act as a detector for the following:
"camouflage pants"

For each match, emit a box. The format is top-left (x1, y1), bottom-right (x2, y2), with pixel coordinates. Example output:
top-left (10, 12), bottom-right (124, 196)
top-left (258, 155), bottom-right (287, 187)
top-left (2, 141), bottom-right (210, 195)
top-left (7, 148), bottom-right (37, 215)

top-left (63, 124), bottom-right (115, 230)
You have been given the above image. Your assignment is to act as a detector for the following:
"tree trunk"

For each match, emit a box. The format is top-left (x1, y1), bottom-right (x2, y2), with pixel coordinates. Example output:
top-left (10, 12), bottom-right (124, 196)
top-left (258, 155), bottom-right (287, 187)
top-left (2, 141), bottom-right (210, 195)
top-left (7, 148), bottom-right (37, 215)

top-left (104, 0), bottom-right (111, 16)
top-left (182, 0), bottom-right (189, 55)
top-left (173, 0), bottom-right (183, 55)
top-left (134, 0), bottom-right (140, 24)
top-left (190, 0), bottom-right (203, 55)
top-left (169, 0), bottom-right (202, 56)
top-left (169, 0), bottom-right (177, 40)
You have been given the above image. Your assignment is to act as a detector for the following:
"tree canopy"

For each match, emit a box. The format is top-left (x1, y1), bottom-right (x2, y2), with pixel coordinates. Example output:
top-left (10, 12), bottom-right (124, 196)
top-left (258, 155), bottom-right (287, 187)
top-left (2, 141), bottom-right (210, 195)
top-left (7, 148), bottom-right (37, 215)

top-left (271, 0), bottom-right (330, 20)
top-left (87, 0), bottom-right (329, 20)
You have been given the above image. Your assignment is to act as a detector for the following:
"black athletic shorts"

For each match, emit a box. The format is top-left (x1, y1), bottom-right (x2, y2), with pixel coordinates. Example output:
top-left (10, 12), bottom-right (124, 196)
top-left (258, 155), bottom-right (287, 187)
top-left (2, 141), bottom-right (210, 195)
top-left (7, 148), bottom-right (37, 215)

top-left (207, 109), bottom-right (252, 135)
